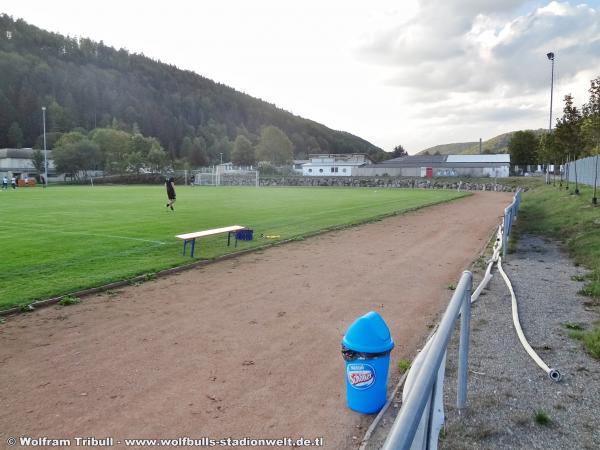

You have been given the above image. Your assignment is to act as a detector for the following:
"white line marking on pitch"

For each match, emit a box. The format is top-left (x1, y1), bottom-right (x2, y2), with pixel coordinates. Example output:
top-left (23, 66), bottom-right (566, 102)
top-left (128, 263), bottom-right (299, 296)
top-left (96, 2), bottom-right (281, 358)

top-left (0, 222), bottom-right (166, 245)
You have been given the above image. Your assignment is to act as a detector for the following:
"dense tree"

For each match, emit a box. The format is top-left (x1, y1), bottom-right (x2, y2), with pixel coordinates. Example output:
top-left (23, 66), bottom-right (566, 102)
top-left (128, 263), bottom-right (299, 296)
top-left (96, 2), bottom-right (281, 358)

top-left (54, 131), bottom-right (86, 148)
top-left (89, 128), bottom-right (130, 173)
top-left (508, 130), bottom-right (539, 168)
top-left (537, 132), bottom-right (562, 173)
top-left (31, 149), bottom-right (45, 176)
top-left (147, 144), bottom-right (168, 172)
top-left (554, 94), bottom-right (584, 161)
top-left (389, 145), bottom-right (408, 159)
top-left (255, 126), bottom-right (294, 164)
top-left (7, 121), bottom-right (23, 147)
top-left (231, 135), bottom-right (255, 166)
top-left (189, 137), bottom-right (209, 166)
top-left (53, 138), bottom-right (101, 178)
top-left (582, 77), bottom-right (600, 154)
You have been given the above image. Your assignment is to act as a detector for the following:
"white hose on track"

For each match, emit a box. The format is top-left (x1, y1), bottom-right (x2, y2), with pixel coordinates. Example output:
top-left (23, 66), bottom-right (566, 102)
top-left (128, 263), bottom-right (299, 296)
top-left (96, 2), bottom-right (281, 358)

top-left (497, 256), bottom-right (562, 382)
top-left (471, 225), bottom-right (502, 304)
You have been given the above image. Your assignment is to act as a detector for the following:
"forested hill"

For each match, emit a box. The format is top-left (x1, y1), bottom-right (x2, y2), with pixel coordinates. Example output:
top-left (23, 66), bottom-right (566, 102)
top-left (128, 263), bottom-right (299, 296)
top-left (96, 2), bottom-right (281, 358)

top-left (0, 14), bottom-right (385, 164)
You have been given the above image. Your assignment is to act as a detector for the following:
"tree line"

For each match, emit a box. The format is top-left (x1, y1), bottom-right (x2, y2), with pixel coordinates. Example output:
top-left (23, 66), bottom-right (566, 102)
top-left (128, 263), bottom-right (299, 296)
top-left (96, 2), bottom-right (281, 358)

top-left (0, 14), bottom-right (389, 168)
top-left (509, 75), bottom-right (600, 169)
top-left (32, 122), bottom-right (300, 179)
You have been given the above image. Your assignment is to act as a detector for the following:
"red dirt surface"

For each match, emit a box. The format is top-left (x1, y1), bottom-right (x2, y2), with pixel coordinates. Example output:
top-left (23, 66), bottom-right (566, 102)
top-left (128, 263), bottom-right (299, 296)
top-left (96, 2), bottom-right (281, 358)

top-left (0, 192), bottom-right (511, 449)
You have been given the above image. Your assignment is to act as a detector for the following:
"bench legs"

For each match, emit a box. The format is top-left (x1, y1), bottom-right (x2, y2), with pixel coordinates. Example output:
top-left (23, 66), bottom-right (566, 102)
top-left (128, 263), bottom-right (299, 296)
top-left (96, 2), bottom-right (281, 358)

top-left (183, 239), bottom-right (197, 258)
top-left (226, 231), bottom-right (239, 248)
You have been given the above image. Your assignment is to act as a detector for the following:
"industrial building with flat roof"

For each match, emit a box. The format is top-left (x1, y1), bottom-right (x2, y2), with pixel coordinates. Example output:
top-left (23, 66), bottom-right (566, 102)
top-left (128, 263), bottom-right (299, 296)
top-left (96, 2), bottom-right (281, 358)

top-left (0, 148), bottom-right (55, 180)
top-left (357, 154), bottom-right (511, 178)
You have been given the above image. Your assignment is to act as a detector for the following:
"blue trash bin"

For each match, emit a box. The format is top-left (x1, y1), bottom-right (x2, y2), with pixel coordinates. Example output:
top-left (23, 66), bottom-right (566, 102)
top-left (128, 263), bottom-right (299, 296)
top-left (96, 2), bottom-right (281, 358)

top-left (342, 311), bottom-right (394, 414)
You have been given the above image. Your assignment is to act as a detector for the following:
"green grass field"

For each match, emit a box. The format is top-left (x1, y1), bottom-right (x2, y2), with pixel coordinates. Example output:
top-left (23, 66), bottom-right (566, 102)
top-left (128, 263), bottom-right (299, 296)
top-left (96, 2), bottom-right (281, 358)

top-left (516, 183), bottom-right (600, 359)
top-left (0, 185), bottom-right (467, 311)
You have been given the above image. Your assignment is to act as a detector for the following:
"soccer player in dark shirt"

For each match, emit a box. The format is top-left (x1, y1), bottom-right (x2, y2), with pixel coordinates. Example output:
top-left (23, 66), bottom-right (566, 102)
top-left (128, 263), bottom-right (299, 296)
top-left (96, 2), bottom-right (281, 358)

top-left (165, 177), bottom-right (176, 211)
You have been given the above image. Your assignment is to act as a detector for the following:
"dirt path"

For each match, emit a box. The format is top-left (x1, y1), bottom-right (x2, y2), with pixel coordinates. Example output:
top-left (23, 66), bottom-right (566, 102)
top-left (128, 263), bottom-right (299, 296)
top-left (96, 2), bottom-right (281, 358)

top-left (0, 192), bottom-right (511, 449)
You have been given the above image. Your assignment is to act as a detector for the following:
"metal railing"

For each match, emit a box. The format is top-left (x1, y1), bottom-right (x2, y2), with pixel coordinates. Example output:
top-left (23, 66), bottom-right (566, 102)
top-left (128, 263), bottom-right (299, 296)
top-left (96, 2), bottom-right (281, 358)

top-left (382, 189), bottom-right (523, 449)
top-left (382, 271), bottom-right (473, 450)
top-left (501, 188), bottom-right (522, 257)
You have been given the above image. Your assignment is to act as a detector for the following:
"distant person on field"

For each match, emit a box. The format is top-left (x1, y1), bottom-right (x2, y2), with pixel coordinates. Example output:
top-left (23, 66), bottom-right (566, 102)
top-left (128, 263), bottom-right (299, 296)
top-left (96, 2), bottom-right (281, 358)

top-left (165, 177), bottom-right (176, 211)
top-left (2, 176), bottom-right (7, 190)
top-left (11, 176), bottom-right (16, 190)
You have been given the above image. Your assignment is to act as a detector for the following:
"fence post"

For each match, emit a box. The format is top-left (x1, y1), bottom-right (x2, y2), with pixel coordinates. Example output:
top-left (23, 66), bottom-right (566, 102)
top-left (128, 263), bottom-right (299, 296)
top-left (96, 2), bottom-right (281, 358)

top-left (502, 208), bottom-right (510, 258)
top-left (457, 275), bottom-right (472, 409)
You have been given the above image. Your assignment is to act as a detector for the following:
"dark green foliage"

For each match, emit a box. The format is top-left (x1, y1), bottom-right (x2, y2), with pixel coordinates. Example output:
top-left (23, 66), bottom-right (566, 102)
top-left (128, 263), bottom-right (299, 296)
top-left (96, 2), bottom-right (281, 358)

top-left (389, 145), bottom-right (408, 159)
top-left (554, 94), bottom-right (584, 160)
top-left (52, 138), bottom-right (101, 178)
top-left (0, 14), bottom-right (384, 163)
top-left (508, 130), bottom-right (539, 167)
top-left (232, 135), bottom-right (255, 165)
top-left (31, 148), bottom-right (45, 175)
top-left (256, 126), bottom-right (294, 164)
top-left (7, 121), bottom-right (24, 147)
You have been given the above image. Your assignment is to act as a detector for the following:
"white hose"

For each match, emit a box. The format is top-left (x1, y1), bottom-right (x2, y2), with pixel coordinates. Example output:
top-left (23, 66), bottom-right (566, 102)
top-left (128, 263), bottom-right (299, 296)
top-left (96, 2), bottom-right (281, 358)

top-left (497, 256), bottom-right (562, 382)
top-left (471, 225), bottom-right (502, 304)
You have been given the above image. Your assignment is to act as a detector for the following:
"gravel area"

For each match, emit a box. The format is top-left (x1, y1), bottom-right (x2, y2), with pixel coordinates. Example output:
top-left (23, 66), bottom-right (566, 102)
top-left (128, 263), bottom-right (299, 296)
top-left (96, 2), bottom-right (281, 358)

top-left (439, 234), bottom-right (600, 450)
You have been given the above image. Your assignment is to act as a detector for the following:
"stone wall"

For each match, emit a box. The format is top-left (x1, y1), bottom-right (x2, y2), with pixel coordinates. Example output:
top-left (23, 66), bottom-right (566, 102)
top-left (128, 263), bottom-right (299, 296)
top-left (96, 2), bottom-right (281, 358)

top-left (249, 176), bottom-right (520, 192)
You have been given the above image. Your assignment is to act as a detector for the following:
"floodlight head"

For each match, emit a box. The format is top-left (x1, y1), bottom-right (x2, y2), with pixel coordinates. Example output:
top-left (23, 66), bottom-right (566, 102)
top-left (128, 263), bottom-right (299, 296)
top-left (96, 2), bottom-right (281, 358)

top-left (41, 106), bottom-right (46, 111)
top-left (547, 52), bottom-right (554, 61)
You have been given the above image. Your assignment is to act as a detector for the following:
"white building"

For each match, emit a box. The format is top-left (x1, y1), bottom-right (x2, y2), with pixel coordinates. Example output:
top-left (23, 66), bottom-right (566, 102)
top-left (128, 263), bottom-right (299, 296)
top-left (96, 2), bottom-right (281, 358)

top-left (0, 148), bottom-right (55, 180)
top-left (292, 159), bottom-right (309, 174)
top-left (302, 154), bottom-right (372, 176)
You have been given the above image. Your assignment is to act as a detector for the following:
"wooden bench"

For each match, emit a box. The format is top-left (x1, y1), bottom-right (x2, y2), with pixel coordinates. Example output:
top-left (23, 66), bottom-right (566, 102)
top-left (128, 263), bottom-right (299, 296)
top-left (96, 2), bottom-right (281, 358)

top-left (176, 225), bottom-right (247, 258)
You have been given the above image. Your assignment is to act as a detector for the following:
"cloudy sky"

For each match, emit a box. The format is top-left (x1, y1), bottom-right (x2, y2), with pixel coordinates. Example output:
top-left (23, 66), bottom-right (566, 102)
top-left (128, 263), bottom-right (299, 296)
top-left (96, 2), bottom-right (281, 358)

top-left (2, 0), bottom-right (600, 153)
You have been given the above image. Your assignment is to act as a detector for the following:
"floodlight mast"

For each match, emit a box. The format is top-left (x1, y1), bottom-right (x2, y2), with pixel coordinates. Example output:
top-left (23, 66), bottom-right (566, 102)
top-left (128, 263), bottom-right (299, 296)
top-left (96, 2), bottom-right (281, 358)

top-left (546, 52), bottom-right (555, 185)
top-left (42, 106), bottom-right (48, 188)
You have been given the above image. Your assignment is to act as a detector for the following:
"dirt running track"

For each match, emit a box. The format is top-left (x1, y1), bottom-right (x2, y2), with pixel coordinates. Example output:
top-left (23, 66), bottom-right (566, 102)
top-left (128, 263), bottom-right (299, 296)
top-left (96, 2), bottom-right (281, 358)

top-left (0, 192), bottom-right (511, 449)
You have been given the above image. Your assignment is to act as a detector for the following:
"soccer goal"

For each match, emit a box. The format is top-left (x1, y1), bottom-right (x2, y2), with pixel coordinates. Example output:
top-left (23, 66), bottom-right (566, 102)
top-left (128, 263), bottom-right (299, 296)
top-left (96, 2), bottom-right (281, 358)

top-left (190, 168), bottom-right (217, 186)
top-left (191, 165), bottom-right (259, 187)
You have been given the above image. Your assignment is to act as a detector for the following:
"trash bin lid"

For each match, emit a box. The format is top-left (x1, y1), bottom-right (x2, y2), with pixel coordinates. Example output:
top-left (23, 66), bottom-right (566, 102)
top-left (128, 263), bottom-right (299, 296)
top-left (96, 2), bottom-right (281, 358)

top-left (342, 311), bottom-right (394, 353)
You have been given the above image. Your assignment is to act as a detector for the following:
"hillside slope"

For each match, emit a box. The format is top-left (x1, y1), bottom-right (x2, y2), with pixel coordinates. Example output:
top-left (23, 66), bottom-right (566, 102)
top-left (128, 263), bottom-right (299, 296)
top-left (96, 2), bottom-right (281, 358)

top-left (417, 130), bottom-right (545, 156)
top-left (417, 141), bottom-right (479, 155)
top-left (0, 14), bottom-right (385, 163)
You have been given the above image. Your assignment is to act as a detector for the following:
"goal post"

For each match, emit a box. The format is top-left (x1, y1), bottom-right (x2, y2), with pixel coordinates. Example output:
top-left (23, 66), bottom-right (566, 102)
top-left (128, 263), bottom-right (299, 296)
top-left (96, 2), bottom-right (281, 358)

top-left (191, 166), bottom-right (259, 187)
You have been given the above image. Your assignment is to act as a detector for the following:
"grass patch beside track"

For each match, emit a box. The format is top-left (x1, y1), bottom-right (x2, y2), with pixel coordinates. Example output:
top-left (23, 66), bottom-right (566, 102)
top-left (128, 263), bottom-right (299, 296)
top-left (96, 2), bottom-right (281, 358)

top-left (0, 185), bottom-right (467, 310)
top-left (516, 183), bottom-right (600, 359)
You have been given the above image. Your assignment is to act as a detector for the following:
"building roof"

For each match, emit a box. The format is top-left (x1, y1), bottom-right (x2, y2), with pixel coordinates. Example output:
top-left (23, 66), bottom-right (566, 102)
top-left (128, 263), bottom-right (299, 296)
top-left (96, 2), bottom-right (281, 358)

top-left (0, 148), bottom-right (53, 158)
top-left (367, 153), bottom-right (510, 168)
top-left (382, 155), bottom-right (447, 165)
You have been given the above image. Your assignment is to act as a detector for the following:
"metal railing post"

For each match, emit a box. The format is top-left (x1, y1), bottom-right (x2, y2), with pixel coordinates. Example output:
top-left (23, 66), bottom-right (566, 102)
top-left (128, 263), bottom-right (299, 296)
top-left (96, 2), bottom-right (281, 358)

top-left (502, 207), bottom-right (510, 258)
top-left (382, 272), bottom-right (472, 450)
top-left (457, 281), bottom-right (471, 409)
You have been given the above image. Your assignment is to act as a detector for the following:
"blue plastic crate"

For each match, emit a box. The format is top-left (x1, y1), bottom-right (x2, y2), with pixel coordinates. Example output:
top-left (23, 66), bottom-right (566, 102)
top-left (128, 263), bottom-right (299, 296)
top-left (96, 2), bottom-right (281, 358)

top-left (236, 229), bottom-right (254, 241)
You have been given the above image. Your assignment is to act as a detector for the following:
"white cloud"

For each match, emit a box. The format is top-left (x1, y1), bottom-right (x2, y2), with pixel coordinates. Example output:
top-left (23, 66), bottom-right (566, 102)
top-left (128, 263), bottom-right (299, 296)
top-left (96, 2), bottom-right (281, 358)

top-left (357, 1), bottom-right (600, 151)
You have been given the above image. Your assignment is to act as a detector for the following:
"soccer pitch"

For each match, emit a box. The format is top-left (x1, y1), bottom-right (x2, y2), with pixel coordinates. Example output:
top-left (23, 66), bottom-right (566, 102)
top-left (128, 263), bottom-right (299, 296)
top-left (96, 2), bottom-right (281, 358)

top-left (0, 185), bottom-right (467, 310)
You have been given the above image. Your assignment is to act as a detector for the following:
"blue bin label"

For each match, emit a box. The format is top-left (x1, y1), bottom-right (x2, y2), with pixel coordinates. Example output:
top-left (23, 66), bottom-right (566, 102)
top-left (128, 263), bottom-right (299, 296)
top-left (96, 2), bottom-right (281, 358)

top-left (347, 363), bottom-right (376, 390)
